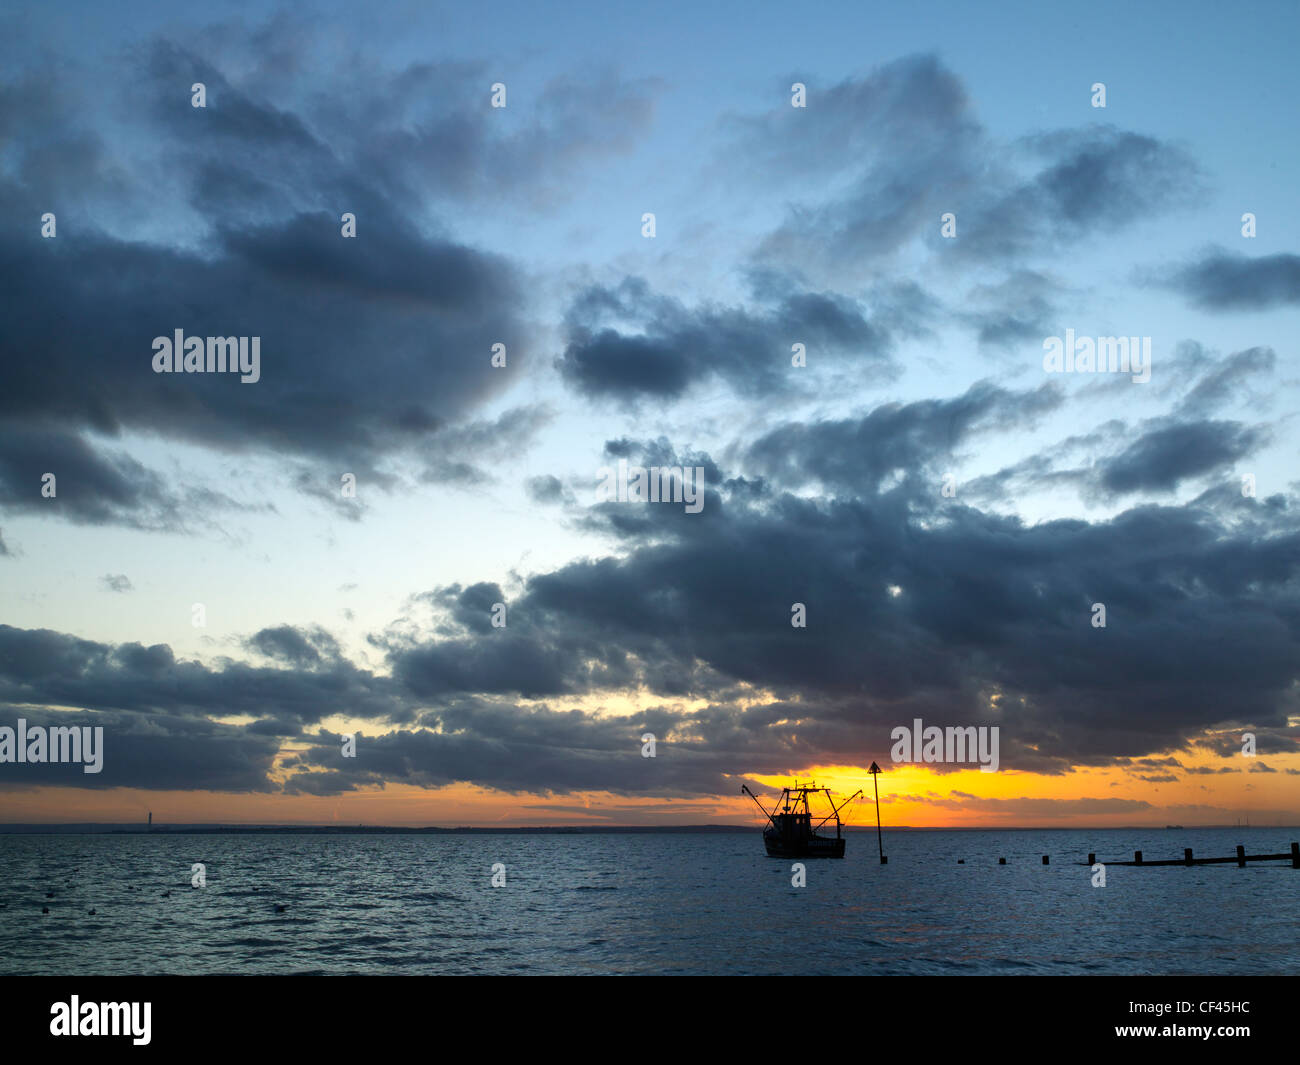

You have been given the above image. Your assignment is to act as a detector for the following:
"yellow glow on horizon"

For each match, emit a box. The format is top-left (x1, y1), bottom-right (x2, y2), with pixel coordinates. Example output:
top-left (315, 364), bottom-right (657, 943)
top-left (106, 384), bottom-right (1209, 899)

top-left (6, 755), bottom-right (1298, 829)
top-left (5, 736), bottom-right (1298, 828)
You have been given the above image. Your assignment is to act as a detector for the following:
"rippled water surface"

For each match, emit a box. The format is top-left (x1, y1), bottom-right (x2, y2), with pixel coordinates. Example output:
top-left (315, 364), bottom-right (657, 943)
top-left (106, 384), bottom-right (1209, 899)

top-left (1, 828), bottom-right (1296, 974)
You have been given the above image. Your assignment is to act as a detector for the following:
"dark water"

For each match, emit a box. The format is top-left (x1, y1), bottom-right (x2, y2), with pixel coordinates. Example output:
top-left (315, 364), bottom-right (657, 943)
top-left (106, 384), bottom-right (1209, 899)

top-left (1, 828), bottom-right (1296, 974)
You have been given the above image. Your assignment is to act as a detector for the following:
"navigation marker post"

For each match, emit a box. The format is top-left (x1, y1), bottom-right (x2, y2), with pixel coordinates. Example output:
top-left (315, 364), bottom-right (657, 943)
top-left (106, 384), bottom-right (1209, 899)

top-left (869, 761), bottom-right (886, 864)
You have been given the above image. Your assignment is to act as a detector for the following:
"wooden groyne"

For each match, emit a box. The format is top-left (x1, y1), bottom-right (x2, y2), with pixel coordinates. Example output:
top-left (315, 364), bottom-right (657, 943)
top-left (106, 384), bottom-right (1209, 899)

top-left (1082, 842), bottom-right (1300, 868)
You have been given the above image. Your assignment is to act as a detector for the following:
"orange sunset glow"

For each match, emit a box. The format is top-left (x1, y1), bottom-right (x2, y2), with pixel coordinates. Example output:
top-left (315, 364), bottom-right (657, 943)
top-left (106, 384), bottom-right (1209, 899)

top-left (8, 743), bottom-right (1298, 828)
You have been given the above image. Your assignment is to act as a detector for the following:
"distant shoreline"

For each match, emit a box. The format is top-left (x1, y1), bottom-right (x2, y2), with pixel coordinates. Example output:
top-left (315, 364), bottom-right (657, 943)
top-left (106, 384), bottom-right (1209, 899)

top-left (1, 823), bottom-right (1294, 835)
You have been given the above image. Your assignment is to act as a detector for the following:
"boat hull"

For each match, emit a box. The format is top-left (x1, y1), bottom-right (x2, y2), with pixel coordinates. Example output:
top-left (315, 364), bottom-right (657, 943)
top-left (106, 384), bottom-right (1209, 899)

top-left (763, 834), bottom-right (845, 859)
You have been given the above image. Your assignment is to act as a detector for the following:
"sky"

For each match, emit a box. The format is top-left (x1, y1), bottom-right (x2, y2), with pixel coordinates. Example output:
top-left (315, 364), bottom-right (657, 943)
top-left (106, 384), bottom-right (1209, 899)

top-left (1, 0), bottom-right (1298, 827)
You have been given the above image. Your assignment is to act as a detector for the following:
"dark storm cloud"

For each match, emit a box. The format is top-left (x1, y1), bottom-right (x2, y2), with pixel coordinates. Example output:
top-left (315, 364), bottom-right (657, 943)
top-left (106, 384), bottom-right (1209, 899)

top-left (0, 624), bottom-right (400, 726)
top-left (0, 194), bottom-right (529, 480)
top-left (0, 707), bottom-right (278, 792)
top-left (744, 380), bottom-right (1063, 495)
top-left (418, 582), bottom-right (509, 637)
top-left (1098, 420), bottom-right (1267, 496)
top-left (245, 624), bottom-right (341, 667)
top-left (1193, 726), bottom-right (1300, 758)
top-left (556, 275), bottom-right (892, 402)
top-left (0, 30), bottom-right (600, 528)
top-left (387, 598), bottom-right (639, 699)
top-left (281, 692), bottom-right (918, 799)
top-left (280, 709), bottom-right (745, 798)
top-left (244, 716), bottom-right (307, 738)
top-left (100, 574), bottom-right (133, 594)
top-left (0, 428), bottom-right (255, 530)
top-left (1161, 249), bottom-right (1300, 310)
top-left (725, 55), bottom-right (1201, 275)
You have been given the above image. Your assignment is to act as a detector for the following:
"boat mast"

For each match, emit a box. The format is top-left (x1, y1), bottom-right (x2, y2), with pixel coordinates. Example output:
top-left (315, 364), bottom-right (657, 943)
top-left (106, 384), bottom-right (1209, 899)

top-left (740, 785), bottom-right (781, 831)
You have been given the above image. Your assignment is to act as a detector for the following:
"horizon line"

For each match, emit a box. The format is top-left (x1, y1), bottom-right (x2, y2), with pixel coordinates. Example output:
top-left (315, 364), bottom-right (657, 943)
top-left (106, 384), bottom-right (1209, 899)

top-left (2, 821), bottom-right (1296, 833)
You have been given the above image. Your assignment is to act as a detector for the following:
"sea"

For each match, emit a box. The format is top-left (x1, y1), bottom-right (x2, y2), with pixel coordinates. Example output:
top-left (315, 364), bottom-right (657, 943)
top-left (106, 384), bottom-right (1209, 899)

top-left (1, 827), bottom-right (1296, 975)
